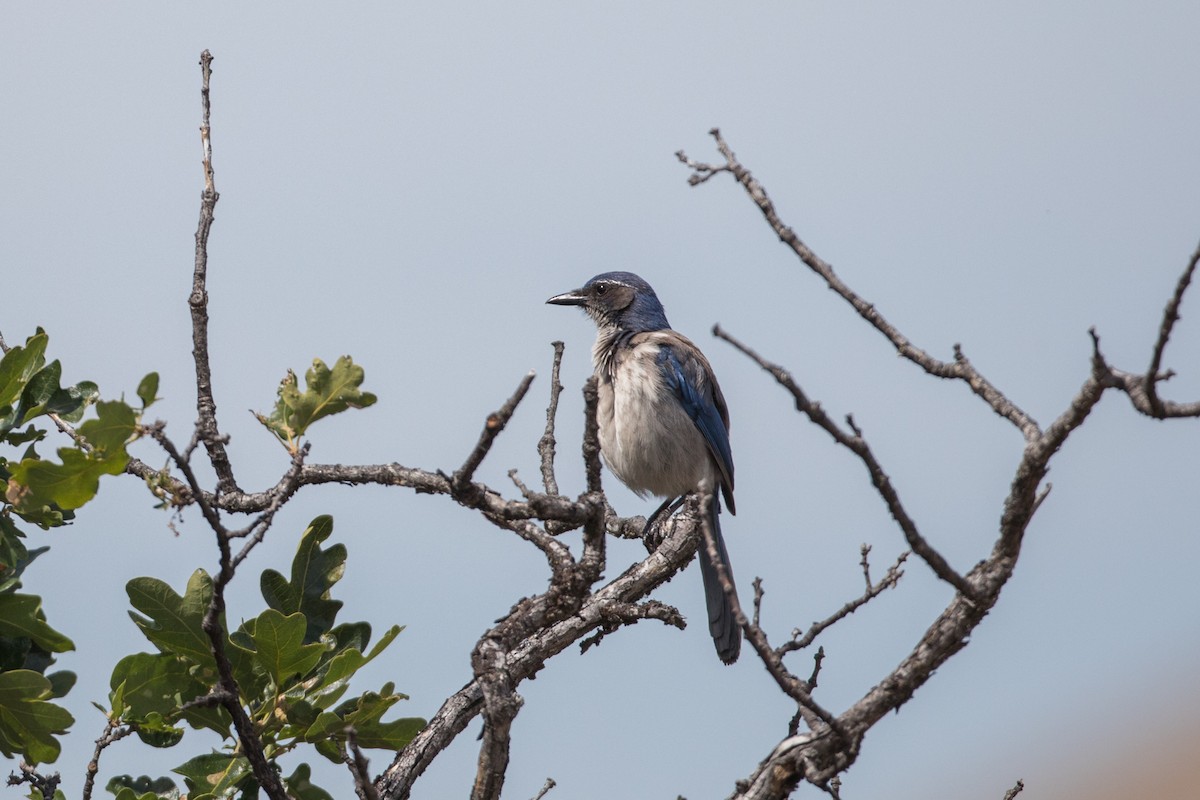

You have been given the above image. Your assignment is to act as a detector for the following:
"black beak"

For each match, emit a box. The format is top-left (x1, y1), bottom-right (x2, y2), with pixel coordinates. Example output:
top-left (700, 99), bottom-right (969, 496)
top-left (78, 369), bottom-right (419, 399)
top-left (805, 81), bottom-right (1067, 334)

top-left (546, 289), bottom-right (586, 306)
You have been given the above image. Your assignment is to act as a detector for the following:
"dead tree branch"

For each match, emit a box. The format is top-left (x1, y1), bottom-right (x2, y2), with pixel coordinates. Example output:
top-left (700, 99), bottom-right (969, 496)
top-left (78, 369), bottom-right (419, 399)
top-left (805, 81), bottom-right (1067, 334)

top-left (713, 324), bottom-right (974, 598)
top-left (677, 129), bottom-right (1200, 798)
top-left (189, 50), bottom-right (238, 494)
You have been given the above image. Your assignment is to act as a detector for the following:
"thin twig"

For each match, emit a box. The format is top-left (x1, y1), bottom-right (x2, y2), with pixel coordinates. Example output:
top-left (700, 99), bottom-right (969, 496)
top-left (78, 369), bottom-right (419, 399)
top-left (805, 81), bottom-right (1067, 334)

top-left (484, 515), bottom-right (575, 577)
top-left (714, 324), bottom-right (974, 599)
top-left (190, 49), bottom-right (238, 494)
top-left (530, 778), bottom-right (557, 800)
top-left (7, 763), bottom-right (60, 800)
top-left (807, 647), bottom-right (826, 690)
top-left (538, 342), bottom-right (566, 495)
top-left (783, 551), bottom-right (908, 655)
top-left (696, 493), bottom-right (846, 739)
top-left (82, 720), bottom-right (135, 800)
top-left (229, 442), bottom-right (310, 569)
top-left (577, 377), bottom-right (608, 577)
top-left (452, 372), bottom-right (536, 501)
top-left (1145, 240), bottom-right (1200, 414)
top-left (579, 599), bottom-right (685, 654)
top-left (146, 422), bottom-right (223, 535)
top-left (580, 376), bottom-right (603, 495)
top-left (346, 728), bottom-right (381, 800)
top-left (681, 129), bottom-right (1041, 441)
top-left (751, 577), bottom-right (765, 629)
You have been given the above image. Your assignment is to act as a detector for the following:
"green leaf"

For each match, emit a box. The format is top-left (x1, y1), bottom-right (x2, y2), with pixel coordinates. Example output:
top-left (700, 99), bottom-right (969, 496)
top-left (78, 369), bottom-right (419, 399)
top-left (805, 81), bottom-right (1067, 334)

top-left (172, 752), bottom-right (251, 800)
top-left (77, 400), bottom-right (138, 457)
top-left (0, 639), bottom-right (30, 673)
top-left (311, 736), bottom-right (342, 764)
top-left (11, 359), bottom-right (96, 430)
top-left (13, 359), bottom-right (62, 425)
top-left (6, 400), bottom-right (136, 516)
top-left (246, 610), bottom-right (325, 687)
top-left (0, 332), bottom-right (48, 414)
top-left (257, 356), bottom-right (376, 447)
top-left (7, 448), bottom-right (103, 513)
top-left (324, 621), bottom-right (371, 656)
top-left (3, 423), bottom-right (47, 447)
top-left (283, 764), bottom-right (333, 800)
top-left (0, 520), bottom-right (36, 592)
top-left (45, 671), bottom-right (74, 699)
top-left (0, 594), bottom-right (74, 652)
top-left (105, 774), bottom-right (180, 800)
top-left (304, 682), bottom-right (423, 751)
top-left (52, 381), bottom-right (99, 424)
top-left (126, 572), bottom-right (216, 670)
top-left (303, 624), bottom-right (401, 710)
top-left (136, 373), bottom-right (160, 409)
top-left (223, 620), bottom-right (268, 705)
top-left (18, 641), bottom-right (55, 678)
top-left (260, 516), bottom-right (344, 642)
top-left (0, 669), bottom-right (74, 764)
top-left (108, 652), bottom-right (225, 739)
top-left (177, 701), bottom-right (233, 741)
top-left (133, 711), bottom-right (185, 748)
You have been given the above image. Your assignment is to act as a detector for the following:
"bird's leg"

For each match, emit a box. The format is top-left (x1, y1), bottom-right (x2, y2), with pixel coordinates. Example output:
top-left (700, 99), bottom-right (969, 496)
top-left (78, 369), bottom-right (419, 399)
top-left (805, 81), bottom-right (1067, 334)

top-left (643, 495), bottom-right (686, 537)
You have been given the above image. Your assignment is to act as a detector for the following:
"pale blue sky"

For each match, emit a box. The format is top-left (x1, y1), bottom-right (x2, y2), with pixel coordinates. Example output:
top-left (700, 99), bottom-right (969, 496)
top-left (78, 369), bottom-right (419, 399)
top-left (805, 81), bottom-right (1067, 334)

top-left (3, 3), bottom-right (1199, 798)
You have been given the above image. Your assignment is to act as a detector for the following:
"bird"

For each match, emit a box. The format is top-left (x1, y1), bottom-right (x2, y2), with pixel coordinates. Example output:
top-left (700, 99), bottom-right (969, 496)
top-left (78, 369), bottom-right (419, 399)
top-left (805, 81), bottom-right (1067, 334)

top-left (547, 271), bottom-right (741, 664)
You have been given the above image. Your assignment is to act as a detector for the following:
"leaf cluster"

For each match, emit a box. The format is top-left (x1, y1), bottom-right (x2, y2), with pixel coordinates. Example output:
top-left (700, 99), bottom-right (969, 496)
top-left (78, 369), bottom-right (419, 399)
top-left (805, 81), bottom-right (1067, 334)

top-left (256, 357), bottom-right (377, 453)
top-left (109, 516), bottom-right (424, 799)
top-left (0, 331), bottom-right (147, 765)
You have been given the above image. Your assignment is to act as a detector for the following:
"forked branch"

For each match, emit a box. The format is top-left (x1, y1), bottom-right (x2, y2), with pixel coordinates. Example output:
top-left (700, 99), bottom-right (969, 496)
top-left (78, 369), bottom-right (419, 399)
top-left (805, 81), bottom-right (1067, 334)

top-left (678, 129), bottom-right (1200, 798)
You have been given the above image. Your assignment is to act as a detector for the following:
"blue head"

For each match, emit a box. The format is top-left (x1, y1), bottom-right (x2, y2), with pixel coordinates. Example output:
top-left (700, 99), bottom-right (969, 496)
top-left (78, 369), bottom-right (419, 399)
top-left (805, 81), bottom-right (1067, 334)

top-left (546, 271), bottom-right (670, 332)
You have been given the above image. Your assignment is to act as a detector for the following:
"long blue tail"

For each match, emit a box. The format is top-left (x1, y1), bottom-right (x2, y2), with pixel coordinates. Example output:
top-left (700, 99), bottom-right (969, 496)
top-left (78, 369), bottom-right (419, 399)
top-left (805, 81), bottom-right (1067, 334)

top-left (697, 499), bottom-right (741, 664)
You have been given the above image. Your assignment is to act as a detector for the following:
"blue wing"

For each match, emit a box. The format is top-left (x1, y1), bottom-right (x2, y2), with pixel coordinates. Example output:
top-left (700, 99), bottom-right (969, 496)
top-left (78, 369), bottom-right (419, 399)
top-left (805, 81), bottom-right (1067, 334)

top-left (657, 341), bottom-right (736, 513)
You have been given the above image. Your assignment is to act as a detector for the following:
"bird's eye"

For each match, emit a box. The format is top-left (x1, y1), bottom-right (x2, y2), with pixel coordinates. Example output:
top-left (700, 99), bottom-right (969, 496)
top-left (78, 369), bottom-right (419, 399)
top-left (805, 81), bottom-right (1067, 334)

top-left (594, 283), bottom-right (608, 295)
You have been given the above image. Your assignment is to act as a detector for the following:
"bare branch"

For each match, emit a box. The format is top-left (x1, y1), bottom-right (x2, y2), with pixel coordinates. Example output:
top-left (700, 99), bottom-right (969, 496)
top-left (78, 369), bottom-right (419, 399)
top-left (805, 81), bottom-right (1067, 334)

top-left (377, 507), bottom-right (723, 800)
top-left (807, 647), bottom-right (826, 690)
top-left (681, 128), bottom-right (1040, 440)
top-left (580, 599), bottom-right (686, 654)
top-left (345, 728), bottom-right (382, 800)
top-left (471, 636), bottom-right (522, 800)
top-left (452, 371), bottom-right (536, 501)
top-left (145, 422), bottom-right (224, 536)
top-left (539, 341), bottom-right (566, 495)
top-left (176, 689), bottom-right (236, 712)
top-left (714, 325), bottom-right (974, 598)
top-left (751, 577), bottom-right (765, 629)
top-left (1145, 240), bottom-right (1200, 414)
top-left (696, 494), bottom-right (845, 740)
top-left (530, 778), bottom-right (557, 800)
top-left (7, 763), bottom-right (60, 800)
top-left (580, 376), bottom-right (603, 495)
top-left (1002, 779), bottom-right (1026, 800)
top-left (82, 720), bottom-right (135, 800)
top-left (781, 549), bottom-right (908, 655)
top-left (190, 49), bottom-right (238, 494)
top-left (229, 441), bottom-right (310, 569)
top-left (501, 517), bottom-right (575, 575)
top-left (675, 130), bottom-right (1194, 798)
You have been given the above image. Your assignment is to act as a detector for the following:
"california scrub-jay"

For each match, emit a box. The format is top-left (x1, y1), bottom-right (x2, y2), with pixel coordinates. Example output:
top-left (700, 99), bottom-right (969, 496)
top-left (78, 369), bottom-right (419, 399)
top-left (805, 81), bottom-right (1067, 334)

top-left (547, 271), bottom-right (741, 664)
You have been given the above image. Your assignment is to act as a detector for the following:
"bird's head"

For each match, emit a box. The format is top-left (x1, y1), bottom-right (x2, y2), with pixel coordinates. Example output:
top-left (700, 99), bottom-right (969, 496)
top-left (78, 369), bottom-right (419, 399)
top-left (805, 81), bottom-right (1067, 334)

top-left (546, 271), bottom-right (670, 332)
